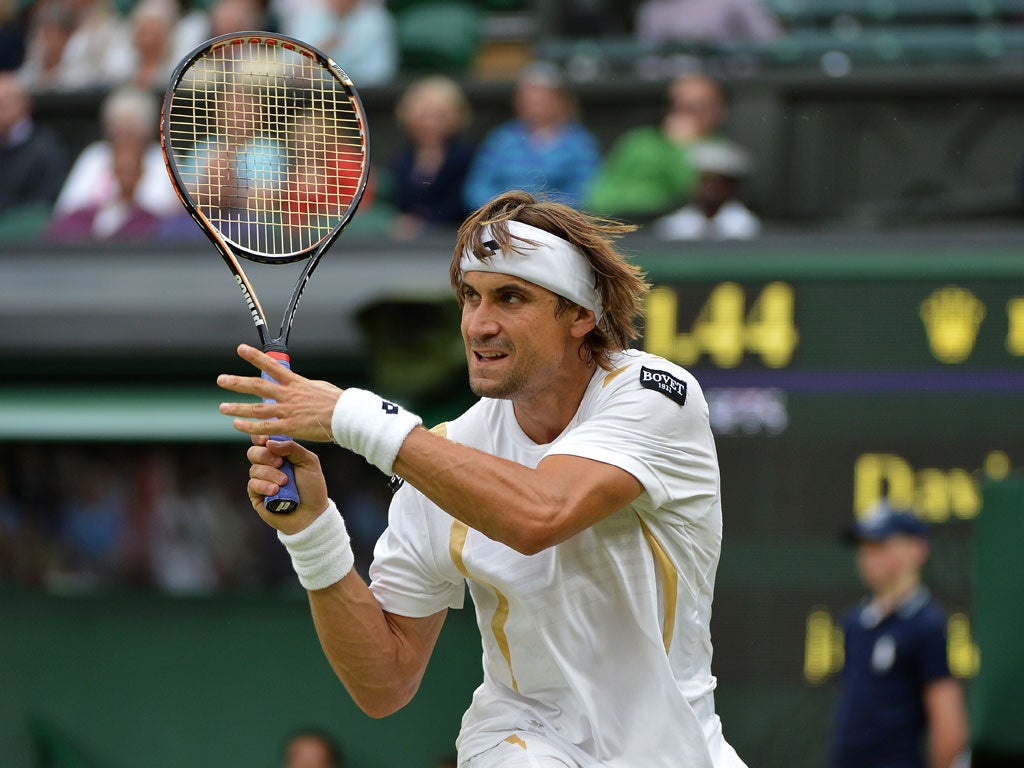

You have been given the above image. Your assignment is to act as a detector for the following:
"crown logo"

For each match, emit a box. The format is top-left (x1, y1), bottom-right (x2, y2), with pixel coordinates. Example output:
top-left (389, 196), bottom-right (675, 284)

top-left (919, 286), bottom-right (986, 364)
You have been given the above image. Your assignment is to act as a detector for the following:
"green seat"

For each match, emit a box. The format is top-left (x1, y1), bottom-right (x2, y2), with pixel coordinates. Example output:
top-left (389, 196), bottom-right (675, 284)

top-left (396, 1), bottom-right (484, 74)
top-left (766, 0), bottom-right (1019, 27)
top-left (0, 203), bottom-right (52, 243)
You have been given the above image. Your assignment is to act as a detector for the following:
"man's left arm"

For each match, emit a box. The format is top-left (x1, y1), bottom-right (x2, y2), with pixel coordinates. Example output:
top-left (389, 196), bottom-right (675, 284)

top-left (218, 344), bottom-right (644, 555)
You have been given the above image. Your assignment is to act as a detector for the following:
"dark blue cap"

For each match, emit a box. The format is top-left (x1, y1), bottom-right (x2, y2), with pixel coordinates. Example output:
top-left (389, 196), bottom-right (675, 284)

top-left (846, 501), bottom-right (930, 542)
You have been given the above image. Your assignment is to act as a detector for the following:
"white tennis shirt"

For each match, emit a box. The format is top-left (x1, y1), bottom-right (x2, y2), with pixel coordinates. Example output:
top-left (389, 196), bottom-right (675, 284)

top-left (368, 349), bottom-right (747, 768)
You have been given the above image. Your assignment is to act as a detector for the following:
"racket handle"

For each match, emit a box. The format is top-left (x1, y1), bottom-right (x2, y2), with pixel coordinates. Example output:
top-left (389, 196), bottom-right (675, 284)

top-left (262, 349), bottom-right (299, 514)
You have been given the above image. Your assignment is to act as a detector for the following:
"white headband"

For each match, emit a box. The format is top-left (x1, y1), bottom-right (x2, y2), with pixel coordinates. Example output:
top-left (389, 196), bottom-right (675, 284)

top-left (459, 220), bottom-right (604, 320)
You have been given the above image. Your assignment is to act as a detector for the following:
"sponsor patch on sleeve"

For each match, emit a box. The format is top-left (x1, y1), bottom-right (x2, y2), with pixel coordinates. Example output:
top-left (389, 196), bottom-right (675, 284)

top-left (639, 366), bottom-right (688, 406)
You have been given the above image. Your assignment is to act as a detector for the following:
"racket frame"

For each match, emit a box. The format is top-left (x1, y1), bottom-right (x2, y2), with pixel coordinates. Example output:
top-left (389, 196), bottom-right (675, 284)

top-left (160, 30), bottom-right (371, 351)
top-left (160, 32), bottom-right (371, 512)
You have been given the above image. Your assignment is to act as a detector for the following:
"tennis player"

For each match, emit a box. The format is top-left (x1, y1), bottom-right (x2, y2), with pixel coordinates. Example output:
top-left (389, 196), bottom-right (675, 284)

top-left (218, 190), bottom-right (748, 768)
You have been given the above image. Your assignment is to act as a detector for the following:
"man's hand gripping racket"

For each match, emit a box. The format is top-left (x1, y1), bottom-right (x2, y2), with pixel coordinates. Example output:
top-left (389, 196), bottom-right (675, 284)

top-left (161, 32), bottom-right (370, 513)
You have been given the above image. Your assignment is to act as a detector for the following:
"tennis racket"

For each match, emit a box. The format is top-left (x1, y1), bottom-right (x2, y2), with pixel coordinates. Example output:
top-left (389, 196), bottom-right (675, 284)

top-left (161, 32), bottom-right (370, 513)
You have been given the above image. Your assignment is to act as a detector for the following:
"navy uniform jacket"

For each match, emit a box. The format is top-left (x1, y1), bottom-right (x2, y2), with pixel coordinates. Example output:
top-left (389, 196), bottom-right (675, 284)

top-left (832, 586), bottom-right (951, 768)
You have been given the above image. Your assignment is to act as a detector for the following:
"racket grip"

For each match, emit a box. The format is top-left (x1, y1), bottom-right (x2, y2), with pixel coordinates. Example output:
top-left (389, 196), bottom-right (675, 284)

top-left (262, 350), bottom-right (299, 514)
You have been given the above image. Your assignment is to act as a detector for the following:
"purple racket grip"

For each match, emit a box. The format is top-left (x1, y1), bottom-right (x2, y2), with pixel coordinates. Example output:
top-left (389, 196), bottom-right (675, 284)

top-left (262, 350), bottom-right (299, 514)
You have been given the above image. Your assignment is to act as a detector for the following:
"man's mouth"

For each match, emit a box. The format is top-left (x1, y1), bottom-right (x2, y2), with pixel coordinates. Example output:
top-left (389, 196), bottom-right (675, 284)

top-left (473, 350), bottom-right (508, 363)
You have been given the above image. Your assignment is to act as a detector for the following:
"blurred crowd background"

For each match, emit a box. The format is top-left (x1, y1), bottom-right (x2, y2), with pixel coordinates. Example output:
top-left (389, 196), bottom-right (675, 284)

top-left (2, 0), bottom-right (1024, 250)
top-left (2, 0), bottom-right (1024, 595)
top-left (1, 0), bottom-right (1023, 602)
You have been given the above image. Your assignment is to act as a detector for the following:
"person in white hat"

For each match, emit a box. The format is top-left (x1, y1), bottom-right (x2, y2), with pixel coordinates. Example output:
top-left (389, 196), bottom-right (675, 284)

top-left (654, 139), bottom-right (762, 241)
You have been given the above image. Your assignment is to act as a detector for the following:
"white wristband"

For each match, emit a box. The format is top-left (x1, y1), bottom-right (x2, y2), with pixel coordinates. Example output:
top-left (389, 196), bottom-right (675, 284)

top-left (331, 388), bottom-right (422, 475)
top-left (277, 500), bottom-right (354, 591)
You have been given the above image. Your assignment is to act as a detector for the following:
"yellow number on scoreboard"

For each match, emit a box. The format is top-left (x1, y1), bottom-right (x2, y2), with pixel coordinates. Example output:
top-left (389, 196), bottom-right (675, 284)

top-left (644, 282), bottom-right (799, 368)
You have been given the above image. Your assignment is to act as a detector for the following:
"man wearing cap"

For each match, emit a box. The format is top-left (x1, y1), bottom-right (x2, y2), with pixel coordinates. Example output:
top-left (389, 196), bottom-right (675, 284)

top-left (832, 502), bottom-right (968, 768)
top-left (653, 139), bottom-right (761, 241)
top-left (217, 190), bottom-right (747, 768)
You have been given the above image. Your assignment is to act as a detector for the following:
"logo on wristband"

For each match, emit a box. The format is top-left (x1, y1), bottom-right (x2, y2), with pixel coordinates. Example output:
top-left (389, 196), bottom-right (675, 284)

top-left (382, 400), bottom-right (399, 415)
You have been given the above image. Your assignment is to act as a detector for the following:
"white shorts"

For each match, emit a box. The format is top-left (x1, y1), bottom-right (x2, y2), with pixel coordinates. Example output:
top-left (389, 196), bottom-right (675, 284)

top-left (462, 733), bottom-right (581, 768)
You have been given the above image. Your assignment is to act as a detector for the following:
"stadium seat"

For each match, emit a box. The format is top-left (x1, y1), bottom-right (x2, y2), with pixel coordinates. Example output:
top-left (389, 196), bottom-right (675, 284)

top-left (766, 0), bottom-right (1022, 27)
top-left (396, 1), bottom-right (484, 74)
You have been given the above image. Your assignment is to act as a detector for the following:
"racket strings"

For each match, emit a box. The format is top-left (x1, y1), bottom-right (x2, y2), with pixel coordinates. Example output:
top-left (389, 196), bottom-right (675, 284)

top-left (167, 38), bottom-right (366, 258)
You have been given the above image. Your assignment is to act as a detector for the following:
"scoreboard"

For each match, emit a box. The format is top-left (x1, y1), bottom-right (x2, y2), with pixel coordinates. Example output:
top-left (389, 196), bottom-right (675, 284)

top-left (633, 243), bottom-right (1024, 699)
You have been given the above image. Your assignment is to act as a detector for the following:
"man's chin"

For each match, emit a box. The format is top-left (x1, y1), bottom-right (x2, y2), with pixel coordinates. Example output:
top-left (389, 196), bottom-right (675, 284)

top-left (468, 374), bottom-right (515, 400)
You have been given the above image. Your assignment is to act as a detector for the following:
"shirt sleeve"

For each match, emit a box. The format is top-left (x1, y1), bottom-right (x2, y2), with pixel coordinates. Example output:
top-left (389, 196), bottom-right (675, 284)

top-left (916, 606), bottom-right (953, 686)
top-left (544, 362), bottom-right (719, 514)
top-left (368, 483), bottom-right (466, 618)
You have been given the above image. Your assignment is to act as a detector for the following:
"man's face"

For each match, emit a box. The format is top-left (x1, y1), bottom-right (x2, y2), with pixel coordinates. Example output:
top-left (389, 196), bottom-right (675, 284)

top-left (459, 271), bottom-right (581, 400)
top-left (284, 736), bottom-right (334, 768)
top-left (855, 535), bottom-right (926, 593)
top-left (0, 75), bottom-right (28, 136)
top-left (668, 77), bottom-right (724, 138)
top-left (694, 171), bottom-right (737, 214)
top-left (514, 82), bottom-right (565, 130)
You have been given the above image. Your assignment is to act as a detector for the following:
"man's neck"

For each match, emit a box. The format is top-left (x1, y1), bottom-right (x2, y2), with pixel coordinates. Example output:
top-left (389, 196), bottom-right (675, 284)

top-left (871, 574), bottom-right (922, 617)
top-left (511, 361), bottom-right (597, 445)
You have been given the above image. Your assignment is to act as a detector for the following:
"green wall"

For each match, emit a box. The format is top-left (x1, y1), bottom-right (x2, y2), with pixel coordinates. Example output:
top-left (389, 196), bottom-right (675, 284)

top-left (1, 591), bottom-right (480, 768)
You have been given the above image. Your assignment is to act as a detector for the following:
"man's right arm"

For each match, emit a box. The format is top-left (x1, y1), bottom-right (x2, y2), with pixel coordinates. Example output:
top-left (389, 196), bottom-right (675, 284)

top-left (249, 437), bottom-right (447, 718)
top-left (308, 571), bottom-right (448, 718)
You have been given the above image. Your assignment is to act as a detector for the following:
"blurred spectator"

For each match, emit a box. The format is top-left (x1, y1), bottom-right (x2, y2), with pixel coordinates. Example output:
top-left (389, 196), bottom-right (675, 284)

top-left (52, 460), bottom-right (129, 589)
top-left (172, 0), bottom-right (213, 59)
top-left (58, 0), bottom-right (125, 89)
top-left (552, 0), bottom-right (631, 37)
top-left (104, 0), bottom-right (181, 90)
top-left (463, 62), bottom-right (601, 210)
top-left (389, 75), bottom-right (475, 240)
top-left (1017, 157), bottom-right (1024, 209)
top-left (0, 466), bottom-right (30, 583)
top-left (634, 0), bottom-right (783, 44)
top-left (282, 728), bottom-right (346, 768)
top-left (832, 502), bottom-right (969, 768)
top-left (1, 447), bottom-right (62, 587)
top-left (586, 73), bottom-right (727, 221)
top-left (282, 0), bottom-right (397, 87)
top-left (18, 1), bottom-right (76, 91)
top-left (0, 0), bottom-right (28, 71)
top-left (653, 139), bottom-right (761, 240)
top-left (0, 72), bottom-right (69, 239)
top-left (0, 443), bottom-right (298, 592)
top-left (46, 127), bottom-right (161, 241)
top-left (207, 0), bottom-right (267, 37)
top-left (174, 84), bottom-right (288, 228)
top-left (138, 452), bottom-right (266, 593)
top-left (54, 85), bottom-right (179, 224)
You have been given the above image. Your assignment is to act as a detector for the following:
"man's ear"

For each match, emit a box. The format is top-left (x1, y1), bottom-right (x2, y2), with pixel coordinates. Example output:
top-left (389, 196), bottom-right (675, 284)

top-left (569, 306), bottom-right (597, 338)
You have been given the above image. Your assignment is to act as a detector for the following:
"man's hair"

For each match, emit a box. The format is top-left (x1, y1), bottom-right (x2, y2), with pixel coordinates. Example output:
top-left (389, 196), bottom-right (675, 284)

top-left (451, 190), bottom-right (650, 371)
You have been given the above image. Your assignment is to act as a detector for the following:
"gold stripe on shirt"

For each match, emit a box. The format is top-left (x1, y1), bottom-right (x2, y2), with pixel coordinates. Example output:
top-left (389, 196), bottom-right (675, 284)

top-left (449, 520), bottom-right (519, 692)
top-left (602, 362), bottom-right (633, 388)
top-left (505, 734), bottom-right (528, 750)
top-left (638, 516), bottom-right (678, 653)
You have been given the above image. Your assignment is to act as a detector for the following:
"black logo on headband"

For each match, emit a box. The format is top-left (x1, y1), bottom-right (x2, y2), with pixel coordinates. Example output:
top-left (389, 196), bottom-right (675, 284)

top-left (482, 239), bottom-right (499, 254)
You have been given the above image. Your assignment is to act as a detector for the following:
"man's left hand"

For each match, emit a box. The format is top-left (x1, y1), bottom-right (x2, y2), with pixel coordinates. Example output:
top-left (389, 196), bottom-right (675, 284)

top-left (217, 343), bottom-right (342, 442)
